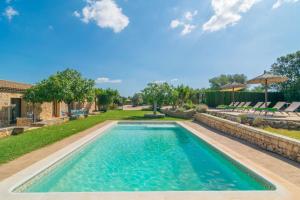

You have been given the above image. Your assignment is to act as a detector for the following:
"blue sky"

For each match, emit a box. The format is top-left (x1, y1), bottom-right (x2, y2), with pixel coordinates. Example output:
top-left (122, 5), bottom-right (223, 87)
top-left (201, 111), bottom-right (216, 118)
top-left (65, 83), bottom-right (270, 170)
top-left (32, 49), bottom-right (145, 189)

top-left (0, 0), bottom-right (299, 96)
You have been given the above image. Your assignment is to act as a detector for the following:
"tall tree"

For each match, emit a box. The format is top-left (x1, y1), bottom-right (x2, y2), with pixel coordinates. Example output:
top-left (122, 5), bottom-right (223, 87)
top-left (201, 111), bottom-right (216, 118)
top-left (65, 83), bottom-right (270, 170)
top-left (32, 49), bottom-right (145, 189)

top-left (23, 85), bottom-right (44, 122)
top-left (209, 74), bottom-right (247, 90)
top-left (176, 85), bottom-right (191, 106)
top-left (142, 82), bottom-right (171, 115)
top-left (40, 69), bottom-right (95, 115)
top-left (96, 88), bottom-right (121, 111)
top-left (271, 51), bottom-right (300, 101)
top-left (132, 93), bottom-right (143, 107)
top-left (169, 87), bottom-right (179, 109)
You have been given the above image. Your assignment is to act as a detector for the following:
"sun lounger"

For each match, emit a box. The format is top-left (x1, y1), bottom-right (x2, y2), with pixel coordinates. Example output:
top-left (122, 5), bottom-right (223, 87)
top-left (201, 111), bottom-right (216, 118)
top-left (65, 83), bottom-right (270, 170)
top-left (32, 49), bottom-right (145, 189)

top-left (217, 102), bottom-right (240, 109)
top-left (228, 102), bottom-right (234, 106)
top-left (245, 102), bottom-right (263, 112)
top-left (255, 102), bottom-right (284, 115)
top-left (235, 102), bottom-right (252, 112)
top-left (283, 102), bottom-right (300, 116)
top-left (258, 102), bottom-right (271, 109)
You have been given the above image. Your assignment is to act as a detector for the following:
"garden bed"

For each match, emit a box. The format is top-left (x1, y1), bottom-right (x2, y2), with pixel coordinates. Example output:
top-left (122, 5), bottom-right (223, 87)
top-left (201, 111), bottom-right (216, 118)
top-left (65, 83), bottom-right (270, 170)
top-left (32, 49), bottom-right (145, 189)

top-left (160, 108), bottom-right (196, 119)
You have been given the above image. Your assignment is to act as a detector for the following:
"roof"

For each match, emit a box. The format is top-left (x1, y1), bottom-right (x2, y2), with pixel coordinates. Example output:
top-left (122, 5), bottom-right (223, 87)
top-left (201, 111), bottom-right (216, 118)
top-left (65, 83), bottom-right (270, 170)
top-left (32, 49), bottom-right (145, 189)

top-left (247, 71), bottom-right (288, 84)
top-left (221, 82), bottom-right (246, 91)
top-left (0, 80), bottom-right (32, 92)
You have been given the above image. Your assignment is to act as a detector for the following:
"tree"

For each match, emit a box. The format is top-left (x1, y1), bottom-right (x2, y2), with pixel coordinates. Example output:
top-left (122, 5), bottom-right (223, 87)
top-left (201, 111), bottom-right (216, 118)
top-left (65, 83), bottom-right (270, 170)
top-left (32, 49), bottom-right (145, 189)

top-left (56, 69), bottom-right (95, 112)
top-left (271, 51), bottom-right (300, 101)
top-left (176, 85), bottom-right (191, 106)
top-left (132, 93), bottom-right (143, 107)
top-left (96, 88), bottom-right (121, 111)
top-left (169, 87), bottom-right (179, 109)
top-left (142, 82), bottom-right (171, 115)
top-left (38, 69), bottom-right (95, 115)
top-left (249, 85), bottom-right (265, 92)
top-left (94, 88), bottom-right (102, 111)
top-left (209, 74), bottom-right (247, 90)
top-left (189, 88), bottom-right (204, 104)
top-left (23, 85), bottom-right (44, 122)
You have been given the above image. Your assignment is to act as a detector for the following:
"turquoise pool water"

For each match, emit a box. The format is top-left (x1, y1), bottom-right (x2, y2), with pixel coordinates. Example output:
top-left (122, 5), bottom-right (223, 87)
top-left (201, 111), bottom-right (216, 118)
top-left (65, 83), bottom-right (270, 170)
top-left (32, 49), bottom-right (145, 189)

top-left (20, 123), bottom-right (275, 192)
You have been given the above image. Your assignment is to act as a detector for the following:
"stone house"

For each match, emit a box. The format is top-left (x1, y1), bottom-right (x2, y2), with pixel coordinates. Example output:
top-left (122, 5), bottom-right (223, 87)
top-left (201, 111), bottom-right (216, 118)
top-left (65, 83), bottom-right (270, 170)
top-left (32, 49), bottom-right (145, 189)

top-left (0, 80), bottom-right (95, 128)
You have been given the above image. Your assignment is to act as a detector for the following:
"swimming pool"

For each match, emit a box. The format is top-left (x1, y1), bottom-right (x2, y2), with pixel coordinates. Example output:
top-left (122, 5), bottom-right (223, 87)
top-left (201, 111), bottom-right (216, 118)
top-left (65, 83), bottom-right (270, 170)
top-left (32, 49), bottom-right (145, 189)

top-left (15, 122), bottom-right (275, 192)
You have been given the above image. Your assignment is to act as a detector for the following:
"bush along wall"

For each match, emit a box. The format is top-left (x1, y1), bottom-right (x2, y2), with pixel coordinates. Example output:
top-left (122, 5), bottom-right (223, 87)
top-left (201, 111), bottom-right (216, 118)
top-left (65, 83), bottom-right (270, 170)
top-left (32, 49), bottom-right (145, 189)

top-left (203, 91), bottom-right (285, 107)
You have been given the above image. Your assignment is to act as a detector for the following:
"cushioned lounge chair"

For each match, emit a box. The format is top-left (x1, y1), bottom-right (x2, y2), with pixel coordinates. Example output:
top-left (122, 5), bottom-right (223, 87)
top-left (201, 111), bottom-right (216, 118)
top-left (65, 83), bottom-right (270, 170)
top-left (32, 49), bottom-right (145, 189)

top-left (217, 102), bottom-right (240, 110)
top-left (235, 102), bottom-right (252, 112)
top-left (245, 102), bottom-right (263, 112)
top-left (253, 102), bottom-right (271, 114)
top-left (255, 102), bottom-right (285, 115)
top-left (255, 101), bottom-right (286, 115)
top-left (282, 102), bottom-right (300, 116)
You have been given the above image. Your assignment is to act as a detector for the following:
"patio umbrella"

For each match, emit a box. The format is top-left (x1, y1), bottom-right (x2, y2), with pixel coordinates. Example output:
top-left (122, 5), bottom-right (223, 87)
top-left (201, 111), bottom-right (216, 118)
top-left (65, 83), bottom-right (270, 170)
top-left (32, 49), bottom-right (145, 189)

top-left (221, 82), bottom-right (246, 104)
top-left (247, 70), bottom-right (288, 108)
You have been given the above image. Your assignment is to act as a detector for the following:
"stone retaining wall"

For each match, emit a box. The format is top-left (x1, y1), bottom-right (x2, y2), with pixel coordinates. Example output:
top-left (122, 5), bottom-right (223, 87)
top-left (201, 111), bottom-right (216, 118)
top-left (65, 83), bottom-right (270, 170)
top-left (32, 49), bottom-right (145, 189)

top-left (160, 108), bottom-right (196, 119)
top-left (0, 127), bottom-right (13, 138)
top-left (195, 113), bottom-right (300, 163)
top-left (0, 127), bottom-right (29, 138)
top-left (16, 118), bottom-right (33, 126)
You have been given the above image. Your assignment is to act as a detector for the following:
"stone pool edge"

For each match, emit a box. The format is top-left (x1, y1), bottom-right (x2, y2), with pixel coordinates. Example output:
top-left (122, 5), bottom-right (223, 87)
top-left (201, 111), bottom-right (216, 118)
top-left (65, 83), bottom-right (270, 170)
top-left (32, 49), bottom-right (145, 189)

top-left (0, 120), bottom-right (298, 200)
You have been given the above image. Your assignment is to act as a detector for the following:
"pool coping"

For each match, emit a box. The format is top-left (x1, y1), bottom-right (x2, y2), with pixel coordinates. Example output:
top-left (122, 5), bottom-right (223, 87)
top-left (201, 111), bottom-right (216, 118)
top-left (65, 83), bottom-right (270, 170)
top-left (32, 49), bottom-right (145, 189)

top-left (0, 120), bottom-right (299, 200)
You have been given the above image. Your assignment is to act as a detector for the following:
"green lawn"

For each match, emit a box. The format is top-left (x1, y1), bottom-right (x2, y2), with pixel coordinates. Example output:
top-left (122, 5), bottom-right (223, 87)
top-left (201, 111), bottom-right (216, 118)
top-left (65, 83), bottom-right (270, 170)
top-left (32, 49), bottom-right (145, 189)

top-left (263, 127), bottom-right (300, 140)
top-left (0, 110), bottom-right (184, 164)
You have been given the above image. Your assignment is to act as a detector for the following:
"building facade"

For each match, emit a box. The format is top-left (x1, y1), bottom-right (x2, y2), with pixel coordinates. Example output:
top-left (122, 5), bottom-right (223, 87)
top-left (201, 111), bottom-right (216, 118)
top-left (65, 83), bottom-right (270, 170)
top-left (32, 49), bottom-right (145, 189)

top-left (0, 80), bottom-right (95, 127)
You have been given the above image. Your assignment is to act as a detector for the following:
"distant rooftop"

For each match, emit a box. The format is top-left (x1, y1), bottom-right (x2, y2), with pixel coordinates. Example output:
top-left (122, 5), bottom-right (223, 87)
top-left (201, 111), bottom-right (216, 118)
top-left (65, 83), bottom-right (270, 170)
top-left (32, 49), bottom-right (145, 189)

top-left (0, 80), bottom-right (32, 92)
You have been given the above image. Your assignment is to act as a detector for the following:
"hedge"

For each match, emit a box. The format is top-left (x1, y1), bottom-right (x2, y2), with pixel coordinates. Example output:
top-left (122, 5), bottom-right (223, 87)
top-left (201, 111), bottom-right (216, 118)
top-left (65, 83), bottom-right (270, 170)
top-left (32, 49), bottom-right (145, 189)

top-left (283, 88), bottom-right (300, 102)
top-left (203, 91), bottom-right (285, 107)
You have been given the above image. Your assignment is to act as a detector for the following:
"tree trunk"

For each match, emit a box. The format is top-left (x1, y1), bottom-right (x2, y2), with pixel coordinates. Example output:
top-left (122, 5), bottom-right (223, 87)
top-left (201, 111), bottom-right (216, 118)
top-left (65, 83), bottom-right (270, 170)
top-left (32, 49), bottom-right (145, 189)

top-left (95, 97), bottom-right (98, 111)
top-left (32, 103), bottom-right (36, 123)
top-left (153, 101), bottom-right (157, 115)
top-left (67, 103), bottom-right (72, 116)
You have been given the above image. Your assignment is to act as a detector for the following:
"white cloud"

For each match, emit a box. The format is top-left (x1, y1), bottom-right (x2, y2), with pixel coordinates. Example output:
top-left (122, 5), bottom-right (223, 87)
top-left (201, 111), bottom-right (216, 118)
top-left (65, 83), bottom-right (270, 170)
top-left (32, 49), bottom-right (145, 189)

top-left (202, 0), bottom-right (260, 32)
top-left (181, 24), bottom-right (196, 35)
top-left (3, 6), bottom-right (19, 21)
top-left (170, 19), bottom-right (181, 28)
top-left (153, 79), bottom-right (179, 84)
top-left (75, 0), bottom-right (129, 33)
top-left (96, 77), bottom-right (122, 84)
top-left (272, 0), bottom-right (299, 9)
top-left (73, 10), bottom-right (81, 18)
top-left (184, 10), bottom-right (198, 21)
top-left (170, 10), bottom-right (198, 36)
top-left (153, 80), bottom-right (166, 84)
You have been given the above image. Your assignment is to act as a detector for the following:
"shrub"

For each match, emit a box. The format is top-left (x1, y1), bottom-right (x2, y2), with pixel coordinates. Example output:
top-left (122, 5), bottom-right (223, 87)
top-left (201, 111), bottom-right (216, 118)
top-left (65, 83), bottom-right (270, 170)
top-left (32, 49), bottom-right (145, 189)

top-left (236, 117), bottom-right (241, 124)
top-left (182, 100), bottom-right (195, 110)
top-left (239, 114), bottom-right (248, 124)
top-left (177, 107), bottom-right (185, 112)
top-left (252, 117), bottom-right (265, 127)
top-left (196, 104), bottom-right (208, 113)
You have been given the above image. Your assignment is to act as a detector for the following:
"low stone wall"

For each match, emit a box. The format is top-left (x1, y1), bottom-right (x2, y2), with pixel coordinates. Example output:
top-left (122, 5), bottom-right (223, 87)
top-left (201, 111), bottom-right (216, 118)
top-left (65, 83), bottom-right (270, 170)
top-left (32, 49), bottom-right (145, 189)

top-left (16, 118), bottom-right (33, 127)
top-left (33, 117), bottom-right (69, 127)
top-left (0, 127), bottom-right (30, 138)
top-left (160, 108), bottom-right (196, 119)
top-left (195, 113), bottom-right (300, 163)
top-left (0, 127), bottom-right (13, 138)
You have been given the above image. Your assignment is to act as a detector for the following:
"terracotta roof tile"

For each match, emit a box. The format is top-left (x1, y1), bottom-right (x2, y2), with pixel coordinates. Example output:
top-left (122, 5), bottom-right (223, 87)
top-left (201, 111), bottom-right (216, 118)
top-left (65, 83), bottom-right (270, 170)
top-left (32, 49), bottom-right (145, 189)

top-left (0, 80), bottom-right (32, 92)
